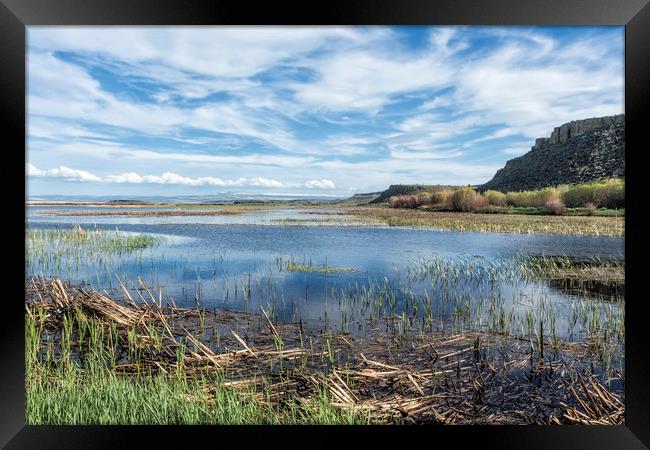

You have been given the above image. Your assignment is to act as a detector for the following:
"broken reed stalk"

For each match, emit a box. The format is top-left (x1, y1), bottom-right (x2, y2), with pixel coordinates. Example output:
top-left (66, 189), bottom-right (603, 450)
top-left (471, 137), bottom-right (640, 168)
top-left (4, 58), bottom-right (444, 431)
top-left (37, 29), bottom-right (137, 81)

top-left (539, 320), bottom-right (544, 360)
top-left (259, 305), bottom-right (282, 343)
top-left (562, 374), bottom-right (624, 425)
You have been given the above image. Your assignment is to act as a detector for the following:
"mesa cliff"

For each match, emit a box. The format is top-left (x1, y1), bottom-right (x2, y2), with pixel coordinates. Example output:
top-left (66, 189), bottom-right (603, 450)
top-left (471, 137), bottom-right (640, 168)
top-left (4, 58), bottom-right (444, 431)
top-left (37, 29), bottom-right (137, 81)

top-left (479, 115), bottom-right (624, 192)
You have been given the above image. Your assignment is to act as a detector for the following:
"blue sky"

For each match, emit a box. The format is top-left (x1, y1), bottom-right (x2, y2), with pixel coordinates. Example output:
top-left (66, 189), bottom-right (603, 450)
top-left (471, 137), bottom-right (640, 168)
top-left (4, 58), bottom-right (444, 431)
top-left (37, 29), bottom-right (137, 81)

top-left (26, 26), bottom-right (623, 197)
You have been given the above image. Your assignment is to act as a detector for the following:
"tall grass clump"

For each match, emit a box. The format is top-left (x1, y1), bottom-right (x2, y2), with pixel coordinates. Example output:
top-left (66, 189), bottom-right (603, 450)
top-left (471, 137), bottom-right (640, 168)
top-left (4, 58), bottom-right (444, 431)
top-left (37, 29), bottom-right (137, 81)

top-left (562, 179), bottom-right (624, 209)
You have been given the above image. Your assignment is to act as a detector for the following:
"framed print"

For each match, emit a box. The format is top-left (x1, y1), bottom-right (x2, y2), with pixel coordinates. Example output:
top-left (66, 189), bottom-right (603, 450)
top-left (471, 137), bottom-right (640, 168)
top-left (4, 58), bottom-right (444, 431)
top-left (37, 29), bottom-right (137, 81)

top-left (2, 0), bottom-right (648, 448)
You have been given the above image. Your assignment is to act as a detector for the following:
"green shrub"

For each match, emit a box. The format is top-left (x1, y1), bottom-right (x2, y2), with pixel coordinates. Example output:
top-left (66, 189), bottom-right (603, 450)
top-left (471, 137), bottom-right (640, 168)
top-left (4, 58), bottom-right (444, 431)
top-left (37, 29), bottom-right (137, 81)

top-left (505, 187), bottom-right (567, 207)
top-left (562, 179), bottom-right (624, 208)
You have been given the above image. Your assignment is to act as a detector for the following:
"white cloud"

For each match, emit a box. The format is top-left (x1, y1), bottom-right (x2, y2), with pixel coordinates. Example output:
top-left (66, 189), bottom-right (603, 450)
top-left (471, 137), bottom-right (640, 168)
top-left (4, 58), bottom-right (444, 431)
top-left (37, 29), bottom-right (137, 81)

top-left (304, 179), bottom-right (336, 189)
top-left (450, 29), bottom-right (623, 137)
top-left (248, 177), bottom-right (285, 188)
top-left (291, 44), bottom-right (454, 113)
top-left (27, 163), bottom-right (339, 190)
top-left (29, 27), bottom-right (379, 80)
top-left (26, 163), bottom-right (102, 182)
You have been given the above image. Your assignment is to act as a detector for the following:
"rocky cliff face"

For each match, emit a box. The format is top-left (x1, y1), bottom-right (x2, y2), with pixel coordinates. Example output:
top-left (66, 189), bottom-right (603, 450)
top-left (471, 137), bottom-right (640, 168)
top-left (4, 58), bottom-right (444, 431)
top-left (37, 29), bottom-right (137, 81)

top-left (480, 115), bottom-right (624, 192)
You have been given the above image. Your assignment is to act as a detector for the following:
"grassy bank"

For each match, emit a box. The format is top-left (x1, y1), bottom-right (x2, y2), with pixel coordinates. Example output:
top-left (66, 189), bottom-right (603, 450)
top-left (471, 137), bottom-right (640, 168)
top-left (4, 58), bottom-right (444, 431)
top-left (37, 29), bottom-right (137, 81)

top-left (343, 207), bottom-right (624, 236)
top-left (387, 179), bottom-right (625, 217)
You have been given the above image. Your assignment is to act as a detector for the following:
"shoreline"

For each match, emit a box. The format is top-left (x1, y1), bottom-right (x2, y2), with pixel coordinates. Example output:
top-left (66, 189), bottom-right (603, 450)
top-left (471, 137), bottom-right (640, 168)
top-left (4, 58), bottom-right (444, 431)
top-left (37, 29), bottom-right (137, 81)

top-left (27, 202), bottom-right (624, 236)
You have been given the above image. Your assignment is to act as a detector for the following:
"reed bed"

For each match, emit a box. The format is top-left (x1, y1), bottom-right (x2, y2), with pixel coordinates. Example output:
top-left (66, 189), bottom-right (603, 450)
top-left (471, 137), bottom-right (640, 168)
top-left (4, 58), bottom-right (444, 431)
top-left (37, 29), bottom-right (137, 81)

top-left (26, 277), bottom-right (624, 425)
top-left (276, 256), bottom-right (356, 273)
top-left (27, 225), bottom-right (161, 252)
top-left (341, 207), bottom-right (624, 236)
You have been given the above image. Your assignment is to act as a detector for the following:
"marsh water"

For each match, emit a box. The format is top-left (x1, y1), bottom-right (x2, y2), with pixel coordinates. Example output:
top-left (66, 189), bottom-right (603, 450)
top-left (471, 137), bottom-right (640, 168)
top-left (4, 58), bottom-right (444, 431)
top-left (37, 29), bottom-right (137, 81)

top-left (26, 205), bottom-right (624, 349)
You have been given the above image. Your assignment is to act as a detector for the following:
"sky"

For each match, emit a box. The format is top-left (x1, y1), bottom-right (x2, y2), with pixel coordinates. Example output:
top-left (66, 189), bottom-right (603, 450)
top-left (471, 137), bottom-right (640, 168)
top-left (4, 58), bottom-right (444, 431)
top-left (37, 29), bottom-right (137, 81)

top-left (26, 26), bottom-right (624, 198)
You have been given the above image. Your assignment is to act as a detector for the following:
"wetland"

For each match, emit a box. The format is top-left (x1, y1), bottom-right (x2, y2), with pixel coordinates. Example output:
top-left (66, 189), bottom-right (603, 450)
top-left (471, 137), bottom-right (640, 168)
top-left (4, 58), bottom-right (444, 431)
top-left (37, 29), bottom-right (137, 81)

top-left (25, 202), bottom-right (625, 424)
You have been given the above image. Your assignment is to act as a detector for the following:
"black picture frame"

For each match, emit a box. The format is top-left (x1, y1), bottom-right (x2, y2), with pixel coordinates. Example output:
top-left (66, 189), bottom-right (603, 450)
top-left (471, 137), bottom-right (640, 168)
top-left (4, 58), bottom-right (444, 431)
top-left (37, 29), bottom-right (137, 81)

top-left (2, 0), bottom-right (648, 448)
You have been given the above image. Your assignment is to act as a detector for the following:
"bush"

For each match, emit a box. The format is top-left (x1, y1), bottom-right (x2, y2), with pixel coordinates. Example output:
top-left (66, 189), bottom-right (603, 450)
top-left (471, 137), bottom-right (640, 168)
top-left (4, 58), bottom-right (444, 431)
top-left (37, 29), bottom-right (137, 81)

top-left (388, 194), bottom-right (429, 209)
top-left (429, 189), bottom-right (453, 206)
top-left (562, 179), bottom-right (624, 209)
top-left (449, 188), bottom-right (478, 212)
top-left (388, 196), bottom-right (407, 208)
top-left (416, 193), bottom-right (431, 206)
top-left (483, 190), bottom-right (507, 207)
top-left (474, 194), bottom-right (488, 208)
top-left (545, 197), bottom-right (566, 215)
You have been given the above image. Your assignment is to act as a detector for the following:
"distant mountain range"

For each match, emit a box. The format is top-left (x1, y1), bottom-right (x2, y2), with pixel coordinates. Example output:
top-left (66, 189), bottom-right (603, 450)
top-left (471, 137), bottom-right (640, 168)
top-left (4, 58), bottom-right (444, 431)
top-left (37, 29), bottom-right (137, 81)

top-left (27, 193), bottom-right (343, 203)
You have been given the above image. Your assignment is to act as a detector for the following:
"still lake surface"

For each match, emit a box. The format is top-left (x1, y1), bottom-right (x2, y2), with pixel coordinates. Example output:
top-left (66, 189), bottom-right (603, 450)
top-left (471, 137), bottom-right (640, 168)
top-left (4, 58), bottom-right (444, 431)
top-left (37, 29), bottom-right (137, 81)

top-left (27, 206), bottom-right (624, 342)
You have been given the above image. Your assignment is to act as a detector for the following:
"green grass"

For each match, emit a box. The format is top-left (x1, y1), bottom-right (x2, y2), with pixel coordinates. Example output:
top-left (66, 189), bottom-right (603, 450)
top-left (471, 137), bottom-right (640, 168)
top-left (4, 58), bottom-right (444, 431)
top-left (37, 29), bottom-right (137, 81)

top-left (26, 368), bottom-right (368, 425)
top-left (27, 226), bottom-right (161, 252)
top-left (586, 208), bottom-right (625, 217)
top-left (25, 306), bottom-right (370, 425)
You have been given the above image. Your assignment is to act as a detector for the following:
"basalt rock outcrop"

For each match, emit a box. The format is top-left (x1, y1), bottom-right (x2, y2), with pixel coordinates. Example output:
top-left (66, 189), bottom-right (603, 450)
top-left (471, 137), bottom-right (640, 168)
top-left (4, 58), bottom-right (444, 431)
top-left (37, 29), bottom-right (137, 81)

top-left (480, 115), bottom-right (624, 193)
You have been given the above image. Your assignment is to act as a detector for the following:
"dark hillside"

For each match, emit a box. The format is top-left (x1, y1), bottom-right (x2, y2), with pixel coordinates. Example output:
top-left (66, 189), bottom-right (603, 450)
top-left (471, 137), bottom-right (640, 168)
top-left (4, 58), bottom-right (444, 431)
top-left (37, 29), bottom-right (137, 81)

top-left (480, 115), bottom-right (624, 192)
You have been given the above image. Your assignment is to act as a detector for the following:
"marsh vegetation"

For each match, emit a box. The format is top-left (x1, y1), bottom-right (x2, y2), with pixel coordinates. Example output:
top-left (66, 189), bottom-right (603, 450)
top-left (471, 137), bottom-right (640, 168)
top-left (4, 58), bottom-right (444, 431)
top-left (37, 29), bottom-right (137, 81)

top-left (386, 179), bottom-right (625, 222)
top-left (25, 216), bottom-right (624, 425)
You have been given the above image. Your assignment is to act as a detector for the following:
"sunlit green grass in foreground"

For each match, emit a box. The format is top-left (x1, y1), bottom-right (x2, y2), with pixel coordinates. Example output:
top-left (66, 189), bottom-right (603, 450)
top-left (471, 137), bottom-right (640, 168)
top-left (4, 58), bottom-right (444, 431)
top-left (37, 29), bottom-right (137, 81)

top-left (25, 308), bottom-right (371, 425)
